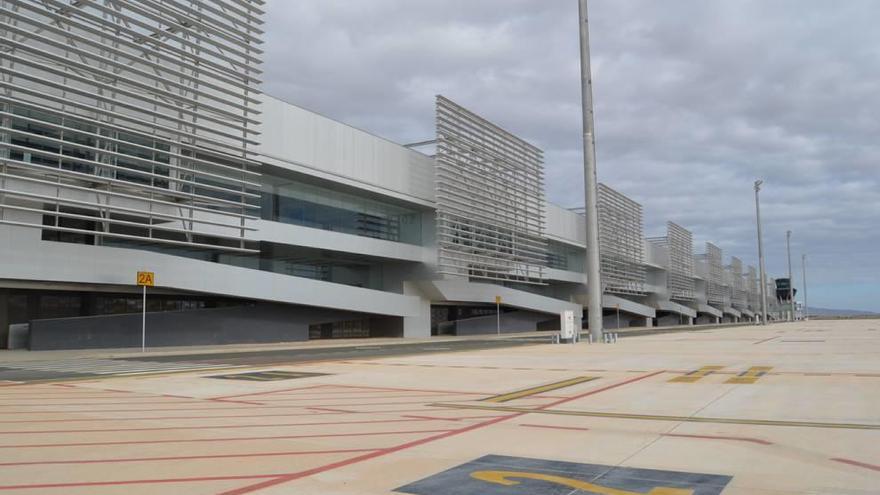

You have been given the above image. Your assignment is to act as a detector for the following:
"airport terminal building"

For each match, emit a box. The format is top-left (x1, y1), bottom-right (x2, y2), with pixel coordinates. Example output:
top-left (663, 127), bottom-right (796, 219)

top-left (0, 0), bottom-right (783, 349)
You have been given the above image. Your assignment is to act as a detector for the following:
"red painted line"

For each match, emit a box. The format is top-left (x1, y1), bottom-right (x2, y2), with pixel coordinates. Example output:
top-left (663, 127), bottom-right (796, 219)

top-left (0, 473), bottom-right (281, 491)
top-left (209, 398), bottom-right (267, 406)
top-left (518, 423), bottom-right (591, 432)
top-left (662, 433), bottom-right (773, 445)
top-left (210, 384), bottom-right (328, 400)
top-left (0, 447), bottom-right (379, 467)
top-left (0, 417), bottom-right (438, 435)
top-left (0, 400), bottom-right (215, 407)
top-left (218, 413), bottom-right (521, 495)
top-left (221, 371), bottom-right (665, 495)
top-left (0, 428), bottom-right (453, 449)
top-left (0, 410), bottom-right (346, 425)
top-left (0, 404), bottom-right (316, 415)
top-left (0, 395), bottom-right (160, 400)
top-left (538, 371), bottom-right (665, 409)
top-left (830, 457), bottom-right (880, 472)
top-left (306, 407), bottom-right (358, 413)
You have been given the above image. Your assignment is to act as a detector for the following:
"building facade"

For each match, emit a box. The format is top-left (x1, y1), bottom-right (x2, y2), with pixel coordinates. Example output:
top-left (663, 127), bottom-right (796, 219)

top-left (0, 0), bottom-right (781, 349)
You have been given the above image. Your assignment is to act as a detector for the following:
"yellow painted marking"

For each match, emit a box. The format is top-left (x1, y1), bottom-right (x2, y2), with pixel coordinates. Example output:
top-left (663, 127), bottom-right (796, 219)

top-left (431, 403), bottom-right (880, 430)
top-left (471, 470), bottom-right (693, 495)
top-left (668, 365), bottom-right (724, 383)
top-left (483, 376), bottom-right (599, 403)
top-left (725, 366), bottom-right (773, 384)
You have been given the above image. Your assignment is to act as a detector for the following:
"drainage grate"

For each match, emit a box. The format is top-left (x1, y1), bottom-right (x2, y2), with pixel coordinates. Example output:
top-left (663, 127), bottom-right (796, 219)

top-left (207, 370), bottom-right (329, 381)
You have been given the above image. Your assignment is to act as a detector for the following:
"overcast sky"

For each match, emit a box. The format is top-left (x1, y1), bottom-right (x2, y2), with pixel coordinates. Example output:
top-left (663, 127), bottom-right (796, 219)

top-left (262, 0), bottom-right (880, 312)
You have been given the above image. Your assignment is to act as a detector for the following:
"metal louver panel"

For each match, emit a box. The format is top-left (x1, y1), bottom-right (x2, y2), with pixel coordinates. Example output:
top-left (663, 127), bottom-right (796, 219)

top-left (0, 0), bottom-right (264, 253)
top-left (435, 95), bottom-right (546, 284)
top-left (598, 183), bottom-right (645, 295)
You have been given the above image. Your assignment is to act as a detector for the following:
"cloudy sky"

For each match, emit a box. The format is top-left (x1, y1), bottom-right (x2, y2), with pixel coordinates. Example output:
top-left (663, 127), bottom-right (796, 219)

top-left (261, 0), bottom-right (880, 312)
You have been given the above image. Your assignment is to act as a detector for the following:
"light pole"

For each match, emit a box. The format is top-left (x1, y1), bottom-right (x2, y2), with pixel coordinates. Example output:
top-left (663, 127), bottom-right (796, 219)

top-left (786, 230), bottom-right (794, 321)
top-left (578, 0), bottom-right (603, 342)
top-left (802, 254), bottom-right (808, 320)
top-left (754, 180), bottom-right (768, 325)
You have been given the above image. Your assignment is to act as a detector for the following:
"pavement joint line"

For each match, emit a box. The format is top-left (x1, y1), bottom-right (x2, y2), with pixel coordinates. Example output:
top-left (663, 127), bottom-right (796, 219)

top-left (518, 423), bottom-right (591, 432)
top-left (0, 410), bottom-right (349, 424)
top-left (0, 417), bottom-right (447, 436)
top-left (482, 376), bottom-right (600, 403)
top-left (0, 398), bottom-right (488, 416)
top-left (0, 402), bottom-right (432, 415)
top-left (428, 403), bottom-right (880, 430)
top-left (662, 433), bottom-right (773, 445)
top-left (0, 428), bottom-right (456, 450)
top-left (255, 392), bottom-right (479, 402)
top-left (0, 447), bottom-right (382, 468)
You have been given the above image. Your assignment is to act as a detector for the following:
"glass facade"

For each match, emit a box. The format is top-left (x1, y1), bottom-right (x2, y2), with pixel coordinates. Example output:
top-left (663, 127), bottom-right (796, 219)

top-left (86, 237), bottom-right (386, 291)
top-left (262, 177), bottom-right (422, 245)
top-left (3, 288), bottom-right (252, 326)
top-left (546, 241), bottom-right (585, 273)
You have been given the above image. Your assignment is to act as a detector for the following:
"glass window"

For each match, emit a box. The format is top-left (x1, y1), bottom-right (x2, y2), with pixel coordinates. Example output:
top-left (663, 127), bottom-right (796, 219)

top-left (262, 176), bottom-right (422, 245)
top-left (546, 241), bottom-right (585, 272)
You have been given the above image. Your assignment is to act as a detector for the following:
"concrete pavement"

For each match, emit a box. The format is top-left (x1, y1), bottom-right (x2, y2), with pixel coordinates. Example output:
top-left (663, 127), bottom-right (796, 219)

top-left (0, 319), bottom-right (876, 494)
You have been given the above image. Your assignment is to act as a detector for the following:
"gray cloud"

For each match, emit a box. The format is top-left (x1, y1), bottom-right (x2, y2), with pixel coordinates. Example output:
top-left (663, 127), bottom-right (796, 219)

top-left (262, 0), bottom-right (880, 311)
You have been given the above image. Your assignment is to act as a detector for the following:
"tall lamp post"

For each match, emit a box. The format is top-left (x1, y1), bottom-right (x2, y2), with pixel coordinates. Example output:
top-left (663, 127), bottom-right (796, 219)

top-left (802, 254), bottom-right (808, 320)
top-left (786, 230), bottom-right (795, 321)
top-left (578, 0), bottom-right (603, 342)
top-left (754, 180), bottom-right (768, 325)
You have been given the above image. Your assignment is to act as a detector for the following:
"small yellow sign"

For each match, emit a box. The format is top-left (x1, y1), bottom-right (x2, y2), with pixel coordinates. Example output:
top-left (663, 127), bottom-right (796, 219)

top-left (136, 271), bottom-right (155, 287)
top-left (495, 295), bottom-right (502, 305)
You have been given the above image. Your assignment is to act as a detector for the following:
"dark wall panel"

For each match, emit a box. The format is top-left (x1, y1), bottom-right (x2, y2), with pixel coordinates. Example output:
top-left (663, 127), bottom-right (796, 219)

top-left (28, 303), bottom-right (360, 350)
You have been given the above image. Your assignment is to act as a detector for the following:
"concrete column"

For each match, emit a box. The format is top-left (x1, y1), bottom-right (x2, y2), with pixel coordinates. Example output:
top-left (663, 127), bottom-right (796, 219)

top-left (644, 317), bottom-right (653, 328)
top-left (402, 283), bottom-right (431, 339)
top-left (715, 317), bottom-right (721, 324)
top-left (688, 317), bottom-right (694, 326)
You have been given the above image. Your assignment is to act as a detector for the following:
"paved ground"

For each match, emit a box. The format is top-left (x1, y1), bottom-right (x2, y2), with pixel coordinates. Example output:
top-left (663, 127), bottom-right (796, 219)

top-left (0, 338), bottom-right (546, 383)
top-left (0, 319), bottom-right (877, 494)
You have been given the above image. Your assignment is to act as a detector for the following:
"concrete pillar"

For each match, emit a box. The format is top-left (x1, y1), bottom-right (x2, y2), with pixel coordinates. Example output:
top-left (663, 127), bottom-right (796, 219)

top-left (644, 317), bottom-right (653, 328)
top-left (715, 317), bottom-right (721, 324)
top-left (402, 298), bottom-right (431, 338)
top-left (688, 317), bottom-right (694, 326)
top-left (402, 284), bottom-right (431, 338)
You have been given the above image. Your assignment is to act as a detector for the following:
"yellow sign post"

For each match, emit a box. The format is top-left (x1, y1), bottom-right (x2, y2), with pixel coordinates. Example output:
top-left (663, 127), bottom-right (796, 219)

top-left (136, 271), bottom-right (154, 352)
top-left (136, 271), bottom-right (155, 287)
